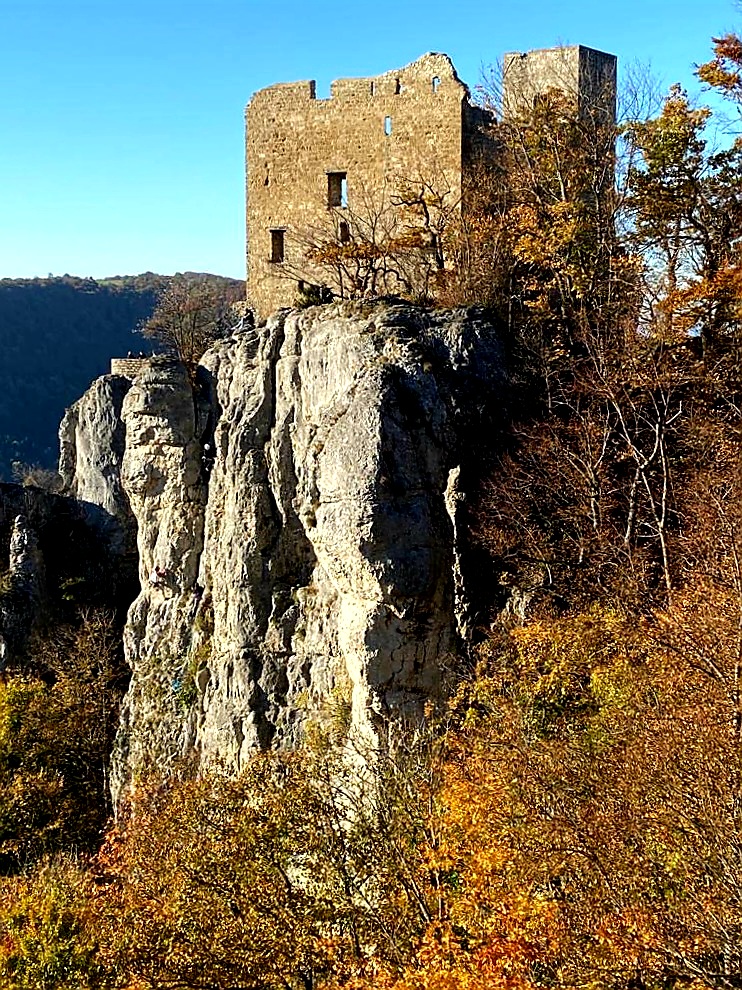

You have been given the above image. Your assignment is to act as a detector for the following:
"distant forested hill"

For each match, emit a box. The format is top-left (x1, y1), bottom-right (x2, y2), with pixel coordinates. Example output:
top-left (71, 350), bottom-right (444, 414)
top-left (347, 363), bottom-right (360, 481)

top-left (0, 272), bottom-right (243, 481)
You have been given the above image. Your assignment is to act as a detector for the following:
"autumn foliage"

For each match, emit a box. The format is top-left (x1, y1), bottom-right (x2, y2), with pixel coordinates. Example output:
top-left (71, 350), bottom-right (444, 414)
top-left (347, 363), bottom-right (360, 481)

top-left (2, 599), bottom-right (739, 989)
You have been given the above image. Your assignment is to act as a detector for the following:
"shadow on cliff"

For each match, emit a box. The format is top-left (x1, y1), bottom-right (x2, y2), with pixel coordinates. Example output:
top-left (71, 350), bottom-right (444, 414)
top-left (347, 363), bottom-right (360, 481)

top-left (0, 482), bottom-right (139, 661)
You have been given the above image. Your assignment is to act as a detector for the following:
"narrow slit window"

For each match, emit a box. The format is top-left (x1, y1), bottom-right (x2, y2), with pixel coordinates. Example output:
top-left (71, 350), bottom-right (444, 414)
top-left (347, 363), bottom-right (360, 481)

top-left (394, 77), bottom-right (401, 95)
top-left (432, 76), bottom-right (441, 93)
top-left (327, 171), bottom-right (347, 208)
top-left (370, 80), bottom-right (376, 96)
top-left (270, 229), bottom-right (285, 263)
top-left (339, 220), bottom-right (350, 243)
top-left (384, 115), bottom-right (392, 136)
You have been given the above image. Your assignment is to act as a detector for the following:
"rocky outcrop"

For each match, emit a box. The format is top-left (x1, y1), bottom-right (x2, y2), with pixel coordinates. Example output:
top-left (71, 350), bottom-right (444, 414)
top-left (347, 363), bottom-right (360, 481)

top-left (60, 302), bottom-right (504, 800)
top-left (111, 358), bottom-right (209, 784)
top-left (0, 513), bottom-right (45, 667)
top-left (59, 374), bottom-right (136, 557)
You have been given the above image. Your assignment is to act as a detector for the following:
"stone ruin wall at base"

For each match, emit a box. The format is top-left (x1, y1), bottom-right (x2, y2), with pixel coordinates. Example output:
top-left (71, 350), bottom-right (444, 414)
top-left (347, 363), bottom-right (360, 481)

top-left (245, 46), bottom-right (617, 321)
top-left (111, 358), bottom-right (151, 379)
top-left (110, 358), bottom-right (151, 379)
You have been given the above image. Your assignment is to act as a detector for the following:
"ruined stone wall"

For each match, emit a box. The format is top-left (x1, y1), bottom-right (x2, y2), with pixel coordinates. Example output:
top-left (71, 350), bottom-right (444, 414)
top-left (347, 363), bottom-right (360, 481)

top-left (110, 358), bottom-right (151, 379)
top-left (246, 46), bottom-right (617, 320)
top-left (246, 53), bottom-right (469, 319)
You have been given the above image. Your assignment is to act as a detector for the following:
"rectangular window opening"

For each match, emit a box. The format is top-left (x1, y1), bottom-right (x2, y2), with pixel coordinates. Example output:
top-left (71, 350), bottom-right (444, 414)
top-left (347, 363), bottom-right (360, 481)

top-left (394, 77), bottom-right (401, 94)
top-left (270, 229), bottom-right (285, 263)
top-left (339, 221), bottom-right (350, 243)
top-left (384, 115), bottom-right (392, 136)
top-left (328, 171), bottom-right (348, 208)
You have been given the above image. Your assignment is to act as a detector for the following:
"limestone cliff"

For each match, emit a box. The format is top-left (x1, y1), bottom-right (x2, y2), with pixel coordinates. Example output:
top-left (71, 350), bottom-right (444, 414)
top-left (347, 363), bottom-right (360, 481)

top-left (59, 373), bottom-right (136, 557)
top-left (59, 301), bottom-right (504, 799)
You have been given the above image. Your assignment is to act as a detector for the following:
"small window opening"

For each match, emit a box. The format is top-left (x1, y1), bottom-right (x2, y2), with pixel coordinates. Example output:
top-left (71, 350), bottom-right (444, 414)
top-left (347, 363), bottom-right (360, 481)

top-left (270, 229), bottom-right (285, 263)
top-left (328, 171), bottom-right (348, 208)
top-left (384, 115), bottom-right (392, 136)
top-left (394, 77), bottom-right (401, 95)
top-left (339, 221), bottom-right (350, 243)
top-left (264, 164), bottom-right (270, 187)
top-left (432, 76), bottom-right (441, 93)
top-left (370, 80), bottom-right (376, 96)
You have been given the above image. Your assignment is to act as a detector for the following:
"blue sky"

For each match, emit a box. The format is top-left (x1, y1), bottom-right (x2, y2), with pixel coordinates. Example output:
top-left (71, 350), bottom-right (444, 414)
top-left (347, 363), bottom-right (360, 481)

top-left (0, 0), bottom-right (738, 281)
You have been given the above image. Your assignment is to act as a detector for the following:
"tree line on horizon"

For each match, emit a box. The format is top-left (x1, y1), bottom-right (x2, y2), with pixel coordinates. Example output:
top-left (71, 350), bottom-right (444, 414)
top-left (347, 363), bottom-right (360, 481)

top-left (0, 272), bottom-right (244, 483)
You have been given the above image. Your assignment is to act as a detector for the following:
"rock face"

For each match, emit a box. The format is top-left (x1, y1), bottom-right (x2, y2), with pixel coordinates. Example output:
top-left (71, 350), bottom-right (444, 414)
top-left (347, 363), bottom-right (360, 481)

top-left (59, 374), bottom-right (136, 557)
top-left (0, 513), bottom-right (45, 668)
top-left (0, 481), bottom-right (137, 668)
top-left (59, 302), bottom-right (504, 800)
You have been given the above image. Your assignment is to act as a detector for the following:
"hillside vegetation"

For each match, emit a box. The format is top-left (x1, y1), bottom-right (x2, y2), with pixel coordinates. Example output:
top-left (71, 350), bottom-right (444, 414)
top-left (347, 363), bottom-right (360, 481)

top-left (0, 272), bottom-right (243, 481)
top-left (0, 27), bottom-right (740, 990)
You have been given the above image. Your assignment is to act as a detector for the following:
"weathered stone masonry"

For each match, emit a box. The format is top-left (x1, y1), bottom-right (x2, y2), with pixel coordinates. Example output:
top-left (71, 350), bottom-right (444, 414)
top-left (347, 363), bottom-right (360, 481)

top-left (246, 53), bottom-right (473, 319)
top-left (246, 46), bottom-right (617, 320)
top-left (502, 45), bottom-right (617, 121)
top-left (110, 358), bottom-right (151, 379)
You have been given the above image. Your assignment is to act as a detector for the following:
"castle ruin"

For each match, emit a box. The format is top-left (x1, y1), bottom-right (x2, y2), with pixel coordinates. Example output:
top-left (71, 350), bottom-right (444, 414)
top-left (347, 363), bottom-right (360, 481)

top-left (246, 46), bottom-right (616, 320)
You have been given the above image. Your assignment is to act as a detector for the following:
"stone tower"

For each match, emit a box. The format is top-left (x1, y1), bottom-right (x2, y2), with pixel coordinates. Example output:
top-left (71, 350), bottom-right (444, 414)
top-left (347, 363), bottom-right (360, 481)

top-left (502, 45), bottom-right (617, 122)
top-left (245, 46), bottom-right (616, 320)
